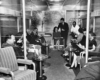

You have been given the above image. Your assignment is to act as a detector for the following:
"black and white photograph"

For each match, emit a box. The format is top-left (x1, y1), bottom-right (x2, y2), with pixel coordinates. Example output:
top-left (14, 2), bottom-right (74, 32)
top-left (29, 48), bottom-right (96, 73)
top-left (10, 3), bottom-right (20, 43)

top-left (0, 0), bottom-right (100, 80)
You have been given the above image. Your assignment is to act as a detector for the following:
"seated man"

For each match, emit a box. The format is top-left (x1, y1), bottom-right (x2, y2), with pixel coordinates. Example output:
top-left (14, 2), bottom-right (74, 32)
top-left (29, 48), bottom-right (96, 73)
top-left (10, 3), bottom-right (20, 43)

top-left (26, 28), bottom-right (47, 54)
top-left (2, 34), bottom-right (24, 59)
top-left (70, 21), bottom-right (80, 39)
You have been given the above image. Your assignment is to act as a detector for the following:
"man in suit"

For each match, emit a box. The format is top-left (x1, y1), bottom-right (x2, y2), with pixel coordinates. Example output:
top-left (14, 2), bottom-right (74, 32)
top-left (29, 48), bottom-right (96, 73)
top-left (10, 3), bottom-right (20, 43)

top-left (26, 28), bottom-right (40, 45)
top-left (2, 34), bottom-right (24, 59)
top-left (58, 18), bottom-right (69, 47)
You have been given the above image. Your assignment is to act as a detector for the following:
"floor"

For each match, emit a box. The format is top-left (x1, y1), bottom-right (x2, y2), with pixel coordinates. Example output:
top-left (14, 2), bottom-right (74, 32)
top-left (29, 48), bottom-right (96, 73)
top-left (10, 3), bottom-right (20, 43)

top-left (43, 50), bottom-right (75, 80)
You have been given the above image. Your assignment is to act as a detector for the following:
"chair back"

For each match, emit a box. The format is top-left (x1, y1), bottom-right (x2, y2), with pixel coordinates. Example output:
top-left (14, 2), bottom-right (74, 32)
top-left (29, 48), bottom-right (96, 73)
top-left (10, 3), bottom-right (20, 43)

top-left (0, 47), bottom-right (18, 72)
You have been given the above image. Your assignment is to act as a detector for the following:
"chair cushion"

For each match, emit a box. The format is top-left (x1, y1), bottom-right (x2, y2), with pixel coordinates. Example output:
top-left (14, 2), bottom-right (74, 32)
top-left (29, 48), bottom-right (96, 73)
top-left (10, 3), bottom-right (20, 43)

top-left (14, 70), bottom-right (36, 80)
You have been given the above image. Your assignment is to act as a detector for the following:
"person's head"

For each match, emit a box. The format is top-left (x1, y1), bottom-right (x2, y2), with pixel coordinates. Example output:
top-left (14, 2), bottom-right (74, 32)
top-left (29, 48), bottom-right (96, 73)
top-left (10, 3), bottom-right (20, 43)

top-left (89, 32), bottom-right (96, 40)
top-left (73, 21), bottom-right (76, 27)
top-left (83, 31), bottom-right (86, 36)
top-left (78, 28), bottom-right (83, 34)
top-left (53, 26), bottom-right (58, 32)
top-left (5, 34), bottom-right (16, 44)
top-left (33, 28), bottom-right (38, 34)
top-left (40, 33), bottom-right (44, 37)
top-left (60, 18), bottom-right (65, 24)
top-left (27, 29), bottom-right (32, 34)
top-left (83, 28), bottom-right (86, 35)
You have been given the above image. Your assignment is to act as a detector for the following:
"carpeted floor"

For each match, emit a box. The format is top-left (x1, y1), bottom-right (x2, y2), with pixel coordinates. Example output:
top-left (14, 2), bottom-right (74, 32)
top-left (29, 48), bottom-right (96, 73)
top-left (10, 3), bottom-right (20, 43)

top-left (44, 50), bottom-right (75, 80)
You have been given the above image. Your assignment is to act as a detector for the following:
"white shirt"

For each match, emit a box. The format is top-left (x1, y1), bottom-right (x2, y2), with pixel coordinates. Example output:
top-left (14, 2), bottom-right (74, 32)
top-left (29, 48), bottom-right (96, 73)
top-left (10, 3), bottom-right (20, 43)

top-left (71, 25), bottom-right (80, 35)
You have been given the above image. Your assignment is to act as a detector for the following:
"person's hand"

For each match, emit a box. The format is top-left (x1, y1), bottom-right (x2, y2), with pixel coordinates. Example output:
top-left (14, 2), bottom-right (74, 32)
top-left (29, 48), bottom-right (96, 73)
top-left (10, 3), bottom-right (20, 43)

top-left (17, 39), bottom-right (22, 43)
top-left (62, 29), bottom-right (65, 31)
top-left (58, 29), bottom-right (61, 32)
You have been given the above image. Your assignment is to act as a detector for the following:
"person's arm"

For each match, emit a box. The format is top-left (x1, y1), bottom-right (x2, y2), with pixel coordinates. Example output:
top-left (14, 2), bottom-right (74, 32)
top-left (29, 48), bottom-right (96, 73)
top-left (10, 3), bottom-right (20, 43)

top-left (89, 40), bottom-right (97, 52)
top-left (77, 43), bottom-right (85, 50)
top-left (65, 23), bottom-right (69, 31)
top-left (95, 44), bottom-right (100, 52)
top-left (70, 26), bottom-right (73, 32)
top-left (74, 33), bottom-right (83, 43)
top-left (58, 23), bottom-right (61, 31)
top-left (88, 45), bottom-right (96, 52)
top-left (58, 23), bottom-right (60, 30)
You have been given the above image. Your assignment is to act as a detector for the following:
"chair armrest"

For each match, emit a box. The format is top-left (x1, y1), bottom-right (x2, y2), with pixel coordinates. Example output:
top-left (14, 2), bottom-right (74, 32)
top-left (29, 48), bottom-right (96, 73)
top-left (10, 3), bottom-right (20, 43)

top-left (17, 59), bottom-right (35, 71)
top-left (0, 67), bottom-right (14, 79)
top-left (84, 61), bottom-right (100, 67)
top-left (0, 67), bottom-right (11, 74)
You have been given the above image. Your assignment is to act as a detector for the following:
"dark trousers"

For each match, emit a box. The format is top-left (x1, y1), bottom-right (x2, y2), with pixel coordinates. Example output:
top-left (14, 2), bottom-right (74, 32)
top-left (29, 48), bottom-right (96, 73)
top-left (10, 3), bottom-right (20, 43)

top-left (61, 32), bottom-right (68, 48)
top-left (63, 36), bottom-right (67, 47)
top-left (41, 45), bottom-right (46, 54)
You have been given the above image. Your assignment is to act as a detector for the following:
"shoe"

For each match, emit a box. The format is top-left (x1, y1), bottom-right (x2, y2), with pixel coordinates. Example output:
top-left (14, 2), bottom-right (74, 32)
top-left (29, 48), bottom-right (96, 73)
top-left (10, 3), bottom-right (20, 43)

top-left (48, 56), bottom-right (51, 58)
top-left (65, 56), bottom-right (69, 58)
top-left (63, 53), bottom-right (68, 56)
top-left (65, 59), bottom-right (69, 62)
top-left (69, 67), bottom-right (74, 69)
top-left (65, 63), bottom-right (71, 67)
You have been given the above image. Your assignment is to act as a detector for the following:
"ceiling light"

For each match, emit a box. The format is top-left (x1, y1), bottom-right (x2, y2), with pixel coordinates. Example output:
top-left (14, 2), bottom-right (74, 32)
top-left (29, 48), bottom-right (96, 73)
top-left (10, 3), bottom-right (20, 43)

top-left (0, 0), bottom-right (2, 5)
top-left (48, 4), bottom-right (63, 11)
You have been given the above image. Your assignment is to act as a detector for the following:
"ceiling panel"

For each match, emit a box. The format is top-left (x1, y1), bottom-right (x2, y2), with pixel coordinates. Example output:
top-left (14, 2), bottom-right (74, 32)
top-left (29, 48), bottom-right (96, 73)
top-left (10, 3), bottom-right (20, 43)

top-left (25, 0), bottom-right (87, 11)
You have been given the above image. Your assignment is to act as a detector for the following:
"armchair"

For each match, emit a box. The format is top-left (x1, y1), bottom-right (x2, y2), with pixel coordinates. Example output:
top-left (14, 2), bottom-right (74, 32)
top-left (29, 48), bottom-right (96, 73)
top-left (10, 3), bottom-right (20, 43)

top-left (0, 47), bottom-right (36, 80)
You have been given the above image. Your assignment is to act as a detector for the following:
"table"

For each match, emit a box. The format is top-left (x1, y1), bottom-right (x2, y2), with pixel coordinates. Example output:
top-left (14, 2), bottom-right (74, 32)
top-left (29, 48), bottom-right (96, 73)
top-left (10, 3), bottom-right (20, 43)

top-left (36, 54), bottom-right (47, 80)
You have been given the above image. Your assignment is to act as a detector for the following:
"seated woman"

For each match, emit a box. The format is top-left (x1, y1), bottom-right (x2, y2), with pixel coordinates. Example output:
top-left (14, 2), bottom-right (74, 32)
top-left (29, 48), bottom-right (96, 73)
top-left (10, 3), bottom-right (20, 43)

top-left (70, 28), bottom-right (86, 68)
top-left (88, 32), bottom-right (97, 56)
top-left (53, 26), bottom-right (61, 49)
top-left (80, 33), bottom-right (99, 68)
top-left (72, 32), bottom-right (97, 68)
top-left (80, 32), bottom-right (97, 59)
top-left (65, 28), bottom-right (86, 68)
top-left (2, 34), bottom-right (24, 59)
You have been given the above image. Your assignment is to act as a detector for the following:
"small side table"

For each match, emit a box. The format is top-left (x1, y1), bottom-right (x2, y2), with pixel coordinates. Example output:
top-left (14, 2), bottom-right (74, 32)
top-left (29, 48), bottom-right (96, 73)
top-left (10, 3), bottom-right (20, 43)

top-left (36, 55), bottom-right (47, 80)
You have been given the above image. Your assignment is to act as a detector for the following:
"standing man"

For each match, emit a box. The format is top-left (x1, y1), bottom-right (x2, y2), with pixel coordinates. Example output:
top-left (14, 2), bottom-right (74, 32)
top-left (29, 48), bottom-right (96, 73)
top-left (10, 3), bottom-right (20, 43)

top-left (58, 18), bottom-right (69, 47)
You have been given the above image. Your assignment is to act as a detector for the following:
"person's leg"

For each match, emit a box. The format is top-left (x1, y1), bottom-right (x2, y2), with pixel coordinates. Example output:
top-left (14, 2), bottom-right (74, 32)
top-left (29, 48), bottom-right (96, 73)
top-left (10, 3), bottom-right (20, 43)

top-left (71, 53), bottom-right (77, 68)
top-left (61, 32), bottom-right (67, 48)
top-left (41, 45), bottom-right (46, 55)
top-left (64, 37), bottom-right (67, 48)
top-left (65, 33), bottom-right (68, 47)
top-left (62, 36), bottom-right (67, 48)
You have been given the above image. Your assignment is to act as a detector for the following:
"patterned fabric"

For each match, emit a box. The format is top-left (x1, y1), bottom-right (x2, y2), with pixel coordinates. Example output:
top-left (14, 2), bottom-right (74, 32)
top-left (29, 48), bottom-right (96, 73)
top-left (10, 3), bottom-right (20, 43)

top-left (14, 70), bottom-right (36, 80)
top-left (0, 47), bottom-right (18, 72)
top-left (3, 70), bottom-right (36, 80)
top-left (0, 47), bottom-right (36, 80)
